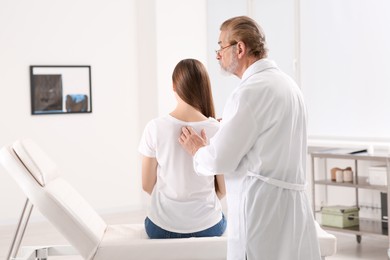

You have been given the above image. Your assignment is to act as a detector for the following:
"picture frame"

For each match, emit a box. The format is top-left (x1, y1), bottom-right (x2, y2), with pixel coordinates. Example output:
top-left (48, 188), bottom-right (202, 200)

top-left (30, 65), bottom-right (92, 115)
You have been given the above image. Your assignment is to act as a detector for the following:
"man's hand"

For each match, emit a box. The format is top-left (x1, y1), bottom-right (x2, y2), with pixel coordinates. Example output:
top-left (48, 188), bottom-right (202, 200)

top-left (179, 126), bottom-right (207, 156)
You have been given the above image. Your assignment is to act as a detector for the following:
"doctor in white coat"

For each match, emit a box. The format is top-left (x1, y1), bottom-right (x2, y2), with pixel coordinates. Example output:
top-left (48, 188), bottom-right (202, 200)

top-left (179, 16), bottom-right (321, 260)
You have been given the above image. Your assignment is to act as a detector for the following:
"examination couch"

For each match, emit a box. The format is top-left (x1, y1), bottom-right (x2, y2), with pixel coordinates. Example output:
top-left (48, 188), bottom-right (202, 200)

top-left (0, 139), bottom-right (337, 260)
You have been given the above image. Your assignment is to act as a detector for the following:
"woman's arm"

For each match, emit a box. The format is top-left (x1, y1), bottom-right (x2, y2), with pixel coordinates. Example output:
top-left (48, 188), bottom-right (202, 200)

top-left (214, 174), bottom-right (226, 199)
top-left (141, 156), bottom-right (158, 195)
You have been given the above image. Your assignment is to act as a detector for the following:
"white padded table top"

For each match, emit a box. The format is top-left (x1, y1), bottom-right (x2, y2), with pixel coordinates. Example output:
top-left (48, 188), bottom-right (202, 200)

top-left (93, 222), bottom-right (336, 260)
top-left (94, 224), bottom-right (228, 260)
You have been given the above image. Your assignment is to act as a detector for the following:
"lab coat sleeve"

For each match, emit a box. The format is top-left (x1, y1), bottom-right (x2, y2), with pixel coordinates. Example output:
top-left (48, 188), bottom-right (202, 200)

top-left (193, 90), bottom-right (270, 175)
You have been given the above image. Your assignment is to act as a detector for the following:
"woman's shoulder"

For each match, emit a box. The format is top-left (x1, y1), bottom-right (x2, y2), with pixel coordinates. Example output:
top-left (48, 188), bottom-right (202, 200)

top-left (145, 115), bottom-right (172, 125)
top-left (198, 118), bottom-right (220, 136)
top-left (142, 115), bottom-right (172, 133)
top-left (187, 117), bottom-right (219, 129)
top-left (146, 115), bottom-right (219, 132)
top-left (205, 117), bottom-right (219, 127)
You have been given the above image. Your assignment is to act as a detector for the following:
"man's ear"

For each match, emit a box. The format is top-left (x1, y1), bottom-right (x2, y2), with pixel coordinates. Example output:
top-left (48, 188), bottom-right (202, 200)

top-left (237, 41), bottom-right (245, 58)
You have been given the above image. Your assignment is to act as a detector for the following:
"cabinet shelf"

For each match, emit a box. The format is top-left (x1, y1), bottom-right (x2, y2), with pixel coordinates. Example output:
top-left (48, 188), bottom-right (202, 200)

top-left (319, 215), bottom-right (388, 236)
top-left (314, 177), bottom-right (387, 192)
top-left (310, 148), bottom-right (389, 162)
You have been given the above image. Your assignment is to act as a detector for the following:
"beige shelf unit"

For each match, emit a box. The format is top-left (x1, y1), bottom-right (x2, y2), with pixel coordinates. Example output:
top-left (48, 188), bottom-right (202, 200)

top-left (309, 147), bottom-right (390, 256)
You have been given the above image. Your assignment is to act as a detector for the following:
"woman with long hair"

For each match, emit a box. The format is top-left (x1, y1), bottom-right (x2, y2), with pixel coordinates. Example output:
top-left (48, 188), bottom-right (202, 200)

top-left (139, 58), bottom-right (226, 238)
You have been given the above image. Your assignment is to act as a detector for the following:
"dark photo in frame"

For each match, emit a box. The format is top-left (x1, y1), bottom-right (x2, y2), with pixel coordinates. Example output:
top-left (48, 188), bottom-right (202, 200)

top-left (30, 65), bottom-right (92, 115)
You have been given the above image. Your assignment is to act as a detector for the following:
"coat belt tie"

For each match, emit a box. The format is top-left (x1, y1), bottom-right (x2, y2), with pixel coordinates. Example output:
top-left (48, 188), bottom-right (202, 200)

top-left (247, 170), bottom-right (307, 191)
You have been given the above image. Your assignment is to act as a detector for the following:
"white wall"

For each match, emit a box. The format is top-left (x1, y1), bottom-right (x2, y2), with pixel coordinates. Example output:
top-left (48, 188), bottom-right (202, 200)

top-left (156, 0), bottom-right (208, 116)
top-left (0, 0), bottom-right (142, 224)
top-left (251, 0), bottom-right (297, 80)
top-left (0, 0), bottom-right (208, 225)
top-left (206, 0), bottom-right (246, 117)
top-left (301, 0), bottom-right (390, 142)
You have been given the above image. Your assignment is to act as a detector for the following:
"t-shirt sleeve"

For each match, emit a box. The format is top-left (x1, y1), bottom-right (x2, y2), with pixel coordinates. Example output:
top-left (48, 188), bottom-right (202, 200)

top-left (138, 120), bottom-right (156, 158)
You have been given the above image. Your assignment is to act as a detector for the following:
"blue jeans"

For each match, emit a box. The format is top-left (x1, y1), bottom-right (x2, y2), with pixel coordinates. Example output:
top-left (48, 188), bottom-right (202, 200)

top-left (145, 214), bottom-right (227, 239)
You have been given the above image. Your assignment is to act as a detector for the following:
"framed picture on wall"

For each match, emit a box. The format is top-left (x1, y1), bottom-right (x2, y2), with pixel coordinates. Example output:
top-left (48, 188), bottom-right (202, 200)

top-left (30, 65), bottom-right (92, 115)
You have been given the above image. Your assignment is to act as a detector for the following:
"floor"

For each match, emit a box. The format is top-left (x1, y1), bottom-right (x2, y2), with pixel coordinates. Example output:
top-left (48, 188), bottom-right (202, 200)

top-left (0, 210), bottom-right (389, 260)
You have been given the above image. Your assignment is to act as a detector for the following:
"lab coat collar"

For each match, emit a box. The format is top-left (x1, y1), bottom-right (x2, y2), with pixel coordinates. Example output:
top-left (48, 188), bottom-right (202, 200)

top-left (241, 58), bottom-right (278, 82)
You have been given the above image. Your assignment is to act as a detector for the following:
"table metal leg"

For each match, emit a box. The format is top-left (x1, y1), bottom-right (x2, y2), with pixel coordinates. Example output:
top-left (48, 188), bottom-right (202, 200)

top-left (7, 199), bottom-right (34, 260)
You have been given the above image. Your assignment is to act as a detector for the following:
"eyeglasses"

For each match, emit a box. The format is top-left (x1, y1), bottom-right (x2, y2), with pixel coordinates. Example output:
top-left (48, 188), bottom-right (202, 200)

top-left (215, 42), bottom-right (237, 56)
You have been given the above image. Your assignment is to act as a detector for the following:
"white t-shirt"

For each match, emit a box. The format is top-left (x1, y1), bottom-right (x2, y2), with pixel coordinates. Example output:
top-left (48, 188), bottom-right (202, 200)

top-left (139, 115), bottom-right (223, 233)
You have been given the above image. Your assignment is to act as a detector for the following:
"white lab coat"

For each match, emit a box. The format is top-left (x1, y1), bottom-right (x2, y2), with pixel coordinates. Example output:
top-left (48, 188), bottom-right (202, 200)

top-left (193, 59), bottom-right (321, 260)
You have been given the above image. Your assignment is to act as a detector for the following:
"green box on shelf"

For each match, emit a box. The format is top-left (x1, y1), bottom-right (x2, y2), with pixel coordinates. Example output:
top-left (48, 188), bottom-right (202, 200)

top-left (321, 205), bottom-right (359, 228)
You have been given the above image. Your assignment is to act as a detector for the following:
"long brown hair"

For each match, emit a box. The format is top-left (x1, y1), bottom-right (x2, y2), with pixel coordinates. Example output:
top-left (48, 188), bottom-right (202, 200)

top-left (172, 59), bottom-right (215, 118)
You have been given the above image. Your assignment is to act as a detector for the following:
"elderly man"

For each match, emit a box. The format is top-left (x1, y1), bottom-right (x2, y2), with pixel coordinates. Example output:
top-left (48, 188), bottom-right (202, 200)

top-left (179, 16), bottom-right (321, 260)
